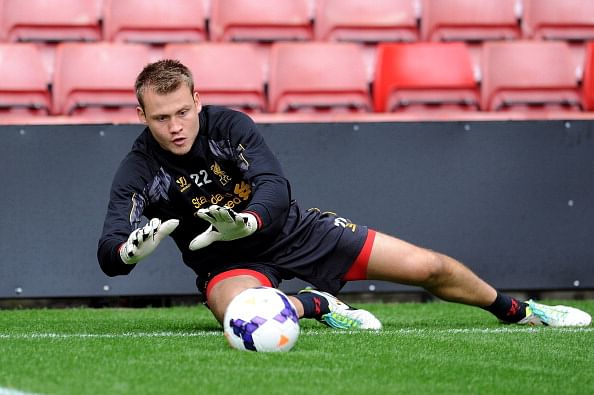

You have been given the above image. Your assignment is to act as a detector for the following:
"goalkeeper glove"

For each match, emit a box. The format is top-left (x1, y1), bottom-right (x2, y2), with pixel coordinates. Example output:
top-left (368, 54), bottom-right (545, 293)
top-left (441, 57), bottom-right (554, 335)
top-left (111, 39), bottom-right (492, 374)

top-left (119, 218), bottom-right (179, 264)
top-left (189, 205), bottom-right (258, 251)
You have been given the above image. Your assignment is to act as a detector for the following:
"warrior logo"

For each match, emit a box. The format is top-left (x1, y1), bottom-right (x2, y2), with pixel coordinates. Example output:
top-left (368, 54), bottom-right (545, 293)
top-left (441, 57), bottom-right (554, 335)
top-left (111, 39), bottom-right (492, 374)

top-left (176, 176), bottom-right (191, 192)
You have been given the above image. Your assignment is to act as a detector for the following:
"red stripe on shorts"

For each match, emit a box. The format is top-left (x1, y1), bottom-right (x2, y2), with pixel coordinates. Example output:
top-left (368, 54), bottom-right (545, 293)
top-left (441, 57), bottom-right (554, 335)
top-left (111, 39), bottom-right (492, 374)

top-left (206, 268), bottom-right (272, 300)
top-left (342, 229), bottom-right (376, 281)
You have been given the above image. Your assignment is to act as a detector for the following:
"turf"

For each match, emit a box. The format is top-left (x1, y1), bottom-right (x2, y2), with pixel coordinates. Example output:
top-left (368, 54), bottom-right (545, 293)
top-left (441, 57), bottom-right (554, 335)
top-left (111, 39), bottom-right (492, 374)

top-left (0, 300), bottom-right (593, 395)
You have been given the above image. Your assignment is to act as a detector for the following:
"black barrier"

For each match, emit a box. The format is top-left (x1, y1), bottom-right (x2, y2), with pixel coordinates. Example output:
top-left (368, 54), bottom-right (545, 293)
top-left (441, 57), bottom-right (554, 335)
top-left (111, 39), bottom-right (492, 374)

top-left (0, 120), bottom-right (593, 299)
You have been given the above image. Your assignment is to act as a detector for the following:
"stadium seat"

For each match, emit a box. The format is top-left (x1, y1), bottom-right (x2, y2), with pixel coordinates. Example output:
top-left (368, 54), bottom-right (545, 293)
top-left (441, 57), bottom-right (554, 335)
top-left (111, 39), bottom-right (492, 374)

top-left (314, 0), bottom-right (419, 43)
top-left (52, 43), bottom-right (151, 120)
top-left (420, 0), bottom-right (521, 81)
top-left (1, 0), bottom-right (104, 81)
top-left (0, 44), bottom-right (51, 118)
top-left (373, 42), bottom-right (479, 113)
top-left (481, 41), bottom-right (581, 112)
top-left (103, 0), bottom-right (207, 44)
top-left (1, 0), bottom-right (102, 42)
top-left (522, 0), bottom-right (594, 80)
top-left (267, 42), bottom-right (371, 113)
top-left (522, 0), bottom-right (594, 40)
top-left (209, 0), bottom-right (313, 42)
top-left (583, 42), bottom-right (594, 111)
top-left (420, 0), bottom-right (521, 42)
top-left (163, 43), bottom-right (266, 112)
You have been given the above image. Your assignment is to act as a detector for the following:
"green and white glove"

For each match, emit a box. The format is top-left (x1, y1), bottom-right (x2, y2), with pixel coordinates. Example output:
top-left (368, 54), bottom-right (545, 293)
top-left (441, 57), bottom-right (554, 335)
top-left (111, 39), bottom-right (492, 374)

top-left (119, 218), bottom-right (179, 264)
top-left (189, 205), bottom-right (258, 251)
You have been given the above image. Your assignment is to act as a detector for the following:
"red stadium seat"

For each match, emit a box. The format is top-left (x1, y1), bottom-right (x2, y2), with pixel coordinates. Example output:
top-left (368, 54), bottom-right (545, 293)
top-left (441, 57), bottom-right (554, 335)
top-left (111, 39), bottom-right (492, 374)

top-left (421, 0), bottom-right (521, 42)
top-left (0, 44), bottom-right (51, 118)
top-left (522, 0), bottom-right (594, 40)
top-left (268, 42), bottom-right (371, 113)
top-left (52, 43), bottom-right (151, 120)
top-left (1, 0), bottom-right (102, 42)
top-left (314, 0), bottom-right (419, 43)
top-left (481, 41), bottom-right (581, 112)
top-left (373, 42), bottom-right (478, 113)
top-left (420, 0), bottom-right (521, 80)
top-left (522, 0), bottom-right (594, 80)
top-left (1, 0), bottom-right (103, 81)
top-left (103, 0), bottom-right (207, 44)
top-left (583, 42), bottom-right (594, 111)
top-left (209, 0), bottom-right (313, 42)
top-left (163, 43), bottom-right (266, 112)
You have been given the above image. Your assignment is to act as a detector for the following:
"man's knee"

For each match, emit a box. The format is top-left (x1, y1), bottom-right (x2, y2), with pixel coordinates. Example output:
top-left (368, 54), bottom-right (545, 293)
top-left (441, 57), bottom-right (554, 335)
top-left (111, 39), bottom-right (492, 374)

top-left (408, 248), bottom-right (450, 286)
top-left (206, 270), bottom-right (272, 324)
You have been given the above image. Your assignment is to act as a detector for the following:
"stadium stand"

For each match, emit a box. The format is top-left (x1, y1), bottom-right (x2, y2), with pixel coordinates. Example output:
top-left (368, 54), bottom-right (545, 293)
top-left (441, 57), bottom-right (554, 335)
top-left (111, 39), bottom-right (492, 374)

top-left (1, 0), bottom-right (103, 42)
top-left (583, 42), bottom-right (594, 111)
top-left (102, 0), bottom-right (207, 44)
top-left (0, 0), bottom-right (593, 123)
top-left (314, 0), bottom-right (419, 43)
top-left (209, 0), bottom-right (313, 42)
top-left (267, 42), bottom-right (371, 113)
top-left (0, 43), bottom-right (51, 118)
top-left (163, 43), bottom-right (266, 113)
top-left (52, 42), bottom-right (151, 121)
top-left (373, 42), bottom-right (479, 113)
top-left (480, 41), bottom-right (582, 112)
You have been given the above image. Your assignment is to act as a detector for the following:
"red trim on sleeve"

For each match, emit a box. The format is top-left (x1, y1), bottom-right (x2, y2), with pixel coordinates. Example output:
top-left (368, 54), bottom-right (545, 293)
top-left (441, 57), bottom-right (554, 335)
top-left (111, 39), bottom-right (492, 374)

top-left (242, 210), bottom-right (262, 229)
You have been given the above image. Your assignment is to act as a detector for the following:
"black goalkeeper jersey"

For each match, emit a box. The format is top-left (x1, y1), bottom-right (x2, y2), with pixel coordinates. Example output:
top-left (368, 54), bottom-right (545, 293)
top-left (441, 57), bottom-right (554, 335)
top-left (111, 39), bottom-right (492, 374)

top-left (97, 106), bottom-right (366, 293)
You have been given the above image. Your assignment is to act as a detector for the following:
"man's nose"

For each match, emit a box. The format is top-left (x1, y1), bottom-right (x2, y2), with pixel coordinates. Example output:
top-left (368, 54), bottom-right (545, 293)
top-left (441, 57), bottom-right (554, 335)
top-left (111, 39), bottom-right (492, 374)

top-left (169, 117), bottom-right (183, 133)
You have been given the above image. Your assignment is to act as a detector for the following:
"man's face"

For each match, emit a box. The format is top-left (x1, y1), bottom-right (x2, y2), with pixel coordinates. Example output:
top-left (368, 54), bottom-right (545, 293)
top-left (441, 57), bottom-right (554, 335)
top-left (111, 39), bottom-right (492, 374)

top-left (137, 84), bottom-right (201, 155)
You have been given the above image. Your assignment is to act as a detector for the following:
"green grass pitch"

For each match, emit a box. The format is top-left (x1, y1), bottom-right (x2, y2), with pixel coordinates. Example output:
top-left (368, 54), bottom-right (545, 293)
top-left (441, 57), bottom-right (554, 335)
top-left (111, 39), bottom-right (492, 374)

top-left (0, 300), bottom-right (592, 395)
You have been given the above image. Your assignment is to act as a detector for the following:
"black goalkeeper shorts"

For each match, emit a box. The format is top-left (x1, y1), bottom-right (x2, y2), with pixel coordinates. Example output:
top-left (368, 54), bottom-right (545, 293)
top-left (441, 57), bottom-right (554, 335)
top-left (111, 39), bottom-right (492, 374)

top-left (196, 208), bottom-right (369, 296)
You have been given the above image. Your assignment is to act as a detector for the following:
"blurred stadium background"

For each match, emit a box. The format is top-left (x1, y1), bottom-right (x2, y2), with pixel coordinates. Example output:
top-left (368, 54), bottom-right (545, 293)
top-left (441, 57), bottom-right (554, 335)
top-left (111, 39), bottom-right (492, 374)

top-left (1, 0), bottom-right (593, 305)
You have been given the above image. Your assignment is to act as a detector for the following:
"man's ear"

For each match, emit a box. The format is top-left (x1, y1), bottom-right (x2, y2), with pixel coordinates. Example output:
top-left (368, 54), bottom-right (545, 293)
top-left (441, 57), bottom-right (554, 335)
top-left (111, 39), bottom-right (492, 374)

top-left (137, 106), bottom-right (147, 124)
top-left (194, 92), bottom-right (202, 113)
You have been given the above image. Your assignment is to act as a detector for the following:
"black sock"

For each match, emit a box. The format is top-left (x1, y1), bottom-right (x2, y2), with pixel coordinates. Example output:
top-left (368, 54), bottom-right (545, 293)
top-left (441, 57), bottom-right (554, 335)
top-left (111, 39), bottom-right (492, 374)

top-left (482, 292), bottom-right (527, 323)
top-left (293, 293), bottom-right (330, 319)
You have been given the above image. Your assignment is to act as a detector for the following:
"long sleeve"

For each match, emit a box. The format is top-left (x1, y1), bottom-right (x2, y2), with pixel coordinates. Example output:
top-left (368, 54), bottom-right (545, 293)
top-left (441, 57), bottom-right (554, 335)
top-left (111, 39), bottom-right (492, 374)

top-left (226, 112), bottom-right (291, 232)
top-left (97, 153), bottom-right (152, 277)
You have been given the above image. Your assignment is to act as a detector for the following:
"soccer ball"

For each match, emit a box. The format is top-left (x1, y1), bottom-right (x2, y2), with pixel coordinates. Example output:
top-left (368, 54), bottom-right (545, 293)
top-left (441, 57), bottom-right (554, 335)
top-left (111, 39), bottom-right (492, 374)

top-left (223, 287), bottom-right (300, 352)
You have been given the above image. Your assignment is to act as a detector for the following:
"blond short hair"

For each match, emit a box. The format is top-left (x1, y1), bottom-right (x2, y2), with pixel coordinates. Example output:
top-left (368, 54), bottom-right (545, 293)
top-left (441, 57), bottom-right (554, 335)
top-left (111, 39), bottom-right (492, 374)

top-left (135, 59), bottom-right (194, 110)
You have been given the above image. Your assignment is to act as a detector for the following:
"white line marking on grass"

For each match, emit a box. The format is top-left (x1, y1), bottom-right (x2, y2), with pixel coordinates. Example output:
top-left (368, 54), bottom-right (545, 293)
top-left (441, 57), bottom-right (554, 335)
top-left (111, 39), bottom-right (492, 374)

top-left (303, 327), bottom-right (594, 335)
top-left (0, 327), bottom-right (591, 341)
top-left (0, 387), bottom-right (43, 395)
top-left (0, 331), bottom-right (220, 340)
top-left (441, 327), bottom-right (594, 334)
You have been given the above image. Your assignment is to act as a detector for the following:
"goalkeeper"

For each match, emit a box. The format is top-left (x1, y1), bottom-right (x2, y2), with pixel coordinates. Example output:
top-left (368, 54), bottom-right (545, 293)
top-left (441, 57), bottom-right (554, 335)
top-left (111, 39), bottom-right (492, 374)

top-left (97, 60), bottom-right (590, 329)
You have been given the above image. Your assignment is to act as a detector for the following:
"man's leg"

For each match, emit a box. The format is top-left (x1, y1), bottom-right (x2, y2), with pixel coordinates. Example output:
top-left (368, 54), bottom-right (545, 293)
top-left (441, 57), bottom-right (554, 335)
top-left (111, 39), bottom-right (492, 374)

top-left (364, 231), bottom-right (591, 326)
top-left (205, 269), bottom-right (380, 330)
top-left (366, 232), bottom-right (497, 307)
top-left (207, 274), bottom-right (266, 324)
top-left (206, 270), bottom-right (307, 325)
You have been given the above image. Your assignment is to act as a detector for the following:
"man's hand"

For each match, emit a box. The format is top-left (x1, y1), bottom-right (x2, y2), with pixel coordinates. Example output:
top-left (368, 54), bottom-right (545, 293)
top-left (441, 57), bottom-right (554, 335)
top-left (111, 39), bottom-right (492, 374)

top-left (119, 218), bottom-right (179, 264)
top-left (189, 205), bottom-right (258, 251)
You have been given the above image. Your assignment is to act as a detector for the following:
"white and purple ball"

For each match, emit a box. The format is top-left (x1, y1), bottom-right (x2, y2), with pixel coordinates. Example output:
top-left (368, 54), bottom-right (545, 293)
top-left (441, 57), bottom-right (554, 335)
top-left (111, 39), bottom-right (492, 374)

top-left (223, 287), bottom-right (300, 352)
